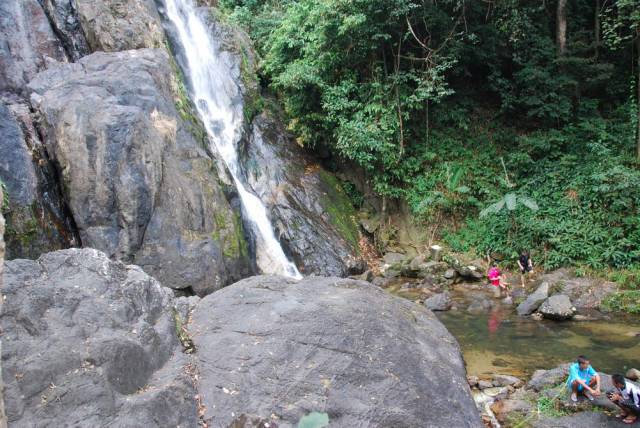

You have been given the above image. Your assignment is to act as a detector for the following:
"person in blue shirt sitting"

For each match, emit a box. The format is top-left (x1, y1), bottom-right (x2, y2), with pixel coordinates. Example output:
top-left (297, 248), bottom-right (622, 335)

top-left (567, 355), bottom-right (601, 402)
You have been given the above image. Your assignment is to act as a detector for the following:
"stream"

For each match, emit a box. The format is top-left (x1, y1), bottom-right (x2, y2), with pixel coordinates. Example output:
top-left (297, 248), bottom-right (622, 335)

top-left (388, 280), bottom-right (640, 378)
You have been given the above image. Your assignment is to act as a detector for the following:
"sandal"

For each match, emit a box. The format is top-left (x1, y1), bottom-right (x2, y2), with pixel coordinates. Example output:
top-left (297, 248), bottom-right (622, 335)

top-left (623, 416), bottom-right (637, 424)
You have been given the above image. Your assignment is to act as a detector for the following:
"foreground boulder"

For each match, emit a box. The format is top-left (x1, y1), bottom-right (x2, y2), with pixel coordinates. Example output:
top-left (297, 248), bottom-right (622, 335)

top-left (1, 249), bottom-right (197, 426)
top-left (189, 275), bottom-right (482, 427)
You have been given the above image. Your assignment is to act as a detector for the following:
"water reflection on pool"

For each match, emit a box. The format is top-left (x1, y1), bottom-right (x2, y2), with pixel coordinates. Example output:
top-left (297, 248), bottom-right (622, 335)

top-left (437, 306), bottom-right (640, 377)
top-left (386, 281), bottom-right (640, 378)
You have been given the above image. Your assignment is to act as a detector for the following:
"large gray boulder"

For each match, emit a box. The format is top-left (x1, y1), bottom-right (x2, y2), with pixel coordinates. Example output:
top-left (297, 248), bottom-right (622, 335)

top-left (539, 294), bottom-right (575, 320)
top-left (28, 49), bottom-right (252, 295)
top-left (189, 276), bottom-right (482, 427)
top-left (537, 269), bottom-right (617, 310)
top-left (1, 248), bottom-right (197, 427)
top-left (517, 282), bottom-right (550, 316)
top-left (75, 0), bottom-right (165, 52)
top-left (0, 0), bottom-right (67, 96)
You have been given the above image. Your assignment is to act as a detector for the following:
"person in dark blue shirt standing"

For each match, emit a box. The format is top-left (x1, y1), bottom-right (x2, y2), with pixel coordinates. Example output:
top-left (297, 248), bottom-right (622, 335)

top-left (566, 355), bottom-right (601, 402)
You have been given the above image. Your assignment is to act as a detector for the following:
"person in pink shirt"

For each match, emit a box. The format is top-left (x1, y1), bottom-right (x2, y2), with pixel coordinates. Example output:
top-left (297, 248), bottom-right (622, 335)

top-left (487, 262), bottom-right (507, 296)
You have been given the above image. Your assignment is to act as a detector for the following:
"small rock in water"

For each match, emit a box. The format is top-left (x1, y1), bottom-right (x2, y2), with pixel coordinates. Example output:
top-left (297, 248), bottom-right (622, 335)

top-left (371, 277), bottom-right (389, 287)
top-left (539, 294), bottom-right (575, 320)
top-left (467, 376), bottom-right (479, 387)
top-left (492, 374), bottom-right (523, 388)
top-left (492, 358), bottom-right (510, 368)
top-left (478, 380), bottom-right (494, 390)
top-left (383, 252), bottom-right (406, 265)
top-left (424, 292), bottom-right (452, 311)
top-left (626, 368), bottom-right (640, 381)
top-left (531, 312), bottom-right (544, 321)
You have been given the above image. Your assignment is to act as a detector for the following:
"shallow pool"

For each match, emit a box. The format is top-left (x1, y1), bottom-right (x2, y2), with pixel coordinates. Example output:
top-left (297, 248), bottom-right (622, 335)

top-left (387, 281), bottom-right (640, 378)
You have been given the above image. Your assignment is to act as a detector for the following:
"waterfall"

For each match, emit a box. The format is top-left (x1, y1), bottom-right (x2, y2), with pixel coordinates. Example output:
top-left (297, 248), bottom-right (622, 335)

top-left (161, 0), bottom-right (301, 279)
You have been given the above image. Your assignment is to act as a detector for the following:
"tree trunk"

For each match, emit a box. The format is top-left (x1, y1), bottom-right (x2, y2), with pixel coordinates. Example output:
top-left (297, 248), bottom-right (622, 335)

top-left (594, 0), bottom-right (600, 59)
top-left (636, 35), bottom-right (640, 160)
top-left (557, 0), bottom-right (568, 56)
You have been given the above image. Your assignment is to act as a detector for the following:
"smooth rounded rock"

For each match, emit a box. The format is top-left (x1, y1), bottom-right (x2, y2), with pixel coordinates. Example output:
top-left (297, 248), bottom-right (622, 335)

top-left (539, 294), bottom-right (575, 320)
top-left (189, 275), bottom-right (482, 427)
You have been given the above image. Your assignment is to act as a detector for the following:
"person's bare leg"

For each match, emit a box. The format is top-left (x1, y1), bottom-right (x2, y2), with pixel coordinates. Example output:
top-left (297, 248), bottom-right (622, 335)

top-left (571, 381), bottom-right (579, 401)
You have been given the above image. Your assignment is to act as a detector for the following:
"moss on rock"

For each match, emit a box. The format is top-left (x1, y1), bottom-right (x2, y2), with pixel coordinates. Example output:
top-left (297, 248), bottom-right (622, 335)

top-left (318, 170), bottom-right (361, 251)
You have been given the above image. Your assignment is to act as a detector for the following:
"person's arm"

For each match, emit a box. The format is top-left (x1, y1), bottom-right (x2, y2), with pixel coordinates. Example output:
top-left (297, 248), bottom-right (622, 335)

top-left (517, 260), bottom-right (523, 270)
top-left (593, 373), bottom-right (601, 394)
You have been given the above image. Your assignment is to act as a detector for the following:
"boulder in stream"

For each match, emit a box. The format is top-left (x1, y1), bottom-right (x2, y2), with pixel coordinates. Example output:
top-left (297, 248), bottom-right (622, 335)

top-left (424, 291), bottom-right (453, 311)
top-left (517, 282), bottom-right (550, 316)
top-left (538, 294), bottom-right (575, 320)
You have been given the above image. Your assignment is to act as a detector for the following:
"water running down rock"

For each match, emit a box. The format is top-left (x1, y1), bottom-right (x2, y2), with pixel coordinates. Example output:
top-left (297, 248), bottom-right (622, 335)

top-left (160, 0), bottom-right (301, 278)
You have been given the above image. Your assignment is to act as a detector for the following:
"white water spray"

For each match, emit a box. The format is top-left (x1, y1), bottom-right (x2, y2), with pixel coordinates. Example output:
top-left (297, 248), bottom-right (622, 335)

top-left (163, 0), bottom-right (301, 278)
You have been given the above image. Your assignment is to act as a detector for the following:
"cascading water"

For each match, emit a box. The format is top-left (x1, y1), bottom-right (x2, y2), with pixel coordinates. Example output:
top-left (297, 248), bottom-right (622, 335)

top-left (161, 0), bottom-right (301, 278)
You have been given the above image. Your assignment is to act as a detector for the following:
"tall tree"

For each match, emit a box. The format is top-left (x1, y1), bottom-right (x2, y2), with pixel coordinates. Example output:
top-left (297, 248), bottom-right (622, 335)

top-left (557, 0), bottom-right (568, 56)
top-left (603, 0), bottom-right (640, 158)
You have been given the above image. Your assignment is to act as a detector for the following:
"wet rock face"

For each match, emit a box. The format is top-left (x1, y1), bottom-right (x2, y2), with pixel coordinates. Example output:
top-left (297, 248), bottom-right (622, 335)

top-left (75, 0), bottom-right (165, 52)
top-left (0, 0), bottom-right (67, 96)
top-left (37, 0), bottom-right (90, 60)
top-left (242, 113), bottom-right (364, 276)
top-left (28, 49), bottom-right (252, 295)
top-left (189, 275), bottom-right (482, 427)
top-left (1, 249), bottom-right (197, 427)
top-left (0, 102), bottom-right (77, 259)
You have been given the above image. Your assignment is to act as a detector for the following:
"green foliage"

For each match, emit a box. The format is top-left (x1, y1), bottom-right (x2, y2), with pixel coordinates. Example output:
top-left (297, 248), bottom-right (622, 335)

top-left (319, 170), bottom-right (360, 249)
top-left (0, 180), bottom-right (8, 212)
top-left (602, 290), bottom-right (640, 314)
top-left (218, 0), bottom-right (640, 272)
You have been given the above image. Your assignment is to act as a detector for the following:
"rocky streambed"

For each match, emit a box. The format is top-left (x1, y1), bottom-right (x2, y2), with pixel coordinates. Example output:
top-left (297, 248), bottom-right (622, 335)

top-left (372, 252), bottom-right (640, 427)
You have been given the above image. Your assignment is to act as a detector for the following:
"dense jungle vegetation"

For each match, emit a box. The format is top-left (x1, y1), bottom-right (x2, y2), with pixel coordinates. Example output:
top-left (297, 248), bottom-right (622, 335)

top-left (221, 0), bottom-right (640, 273)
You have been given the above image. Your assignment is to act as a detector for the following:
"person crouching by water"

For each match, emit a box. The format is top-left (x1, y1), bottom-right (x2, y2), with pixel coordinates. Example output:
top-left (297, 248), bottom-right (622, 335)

top-left (567, 355), bottom-right (601, 402)
top-left (517, 250), bottom-right (533, 288)
top-left (487, 262), bottom-right (507, 297)
top-left (607, 374), bottom-right (640, 424)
